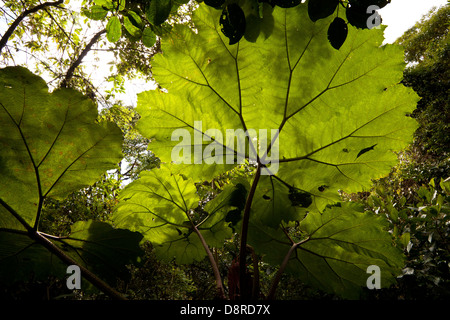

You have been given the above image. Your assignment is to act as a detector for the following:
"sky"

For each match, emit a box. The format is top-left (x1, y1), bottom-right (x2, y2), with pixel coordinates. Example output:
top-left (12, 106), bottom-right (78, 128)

top-left (379, 0), bottom-right (448, 43)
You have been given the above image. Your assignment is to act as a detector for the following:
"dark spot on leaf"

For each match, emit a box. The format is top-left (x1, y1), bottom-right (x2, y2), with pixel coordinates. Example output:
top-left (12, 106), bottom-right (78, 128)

top-left (229, 183), bottom-right (247, 210)
top-left (176, 228), bottom-right (182, 236)
top-left (356, 144), bottom-right (377, 159)
top-left (262, 194), bottom-right (271, 200)
top-left (220, 3), bottom-right (246, 45)
top-left (318, 185), bottom-right (328, 192)
top-left (289, 188), bottom-right (313, 207)
top-left (343, 148), bottom-right (349, 153)
top-left (328, 17), bottom-right (348, 50)
top-left (225, 209), bottom-right (242, 226)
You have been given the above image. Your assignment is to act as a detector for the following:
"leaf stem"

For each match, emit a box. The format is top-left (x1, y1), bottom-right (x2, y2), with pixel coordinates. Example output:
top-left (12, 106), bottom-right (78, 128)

top-left (247, 245), bottom-right (260, 299)
top-left (267, 236), bottom-right (309, 300)
top-left (31, 230), bottom-right (127, 300)
top-left (238, 164), bottom-right (261, 299)
top-left (192, 224), bottom-right (227, 299)
top-left (0, 199), bottom-right (127, 300)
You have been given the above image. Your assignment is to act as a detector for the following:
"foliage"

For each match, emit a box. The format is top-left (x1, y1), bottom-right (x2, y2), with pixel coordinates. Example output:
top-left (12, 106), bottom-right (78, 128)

top-left (200, 0), bottom-right (391, 48)
top-left (0, 0), bottom-right (193, 108)
top-left (342, 7), bottom-right (450, 299)
top-left (396, 5), bottom-right (449, 161)
top-left (347, 176), bottom-right (450, 299)
top-left (82, 0), bottom-right (191, 47)
top-left (113, 2), bottom-right (418, 299)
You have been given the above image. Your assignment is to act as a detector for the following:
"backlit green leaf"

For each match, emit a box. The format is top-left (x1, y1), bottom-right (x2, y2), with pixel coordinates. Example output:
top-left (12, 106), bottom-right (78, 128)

top-left (0, 67), bottom-right (132, 287)
top-left (113, 164), bottom-right (233, 263)
top-left (0, 66), bottom-right (123, 228)
top-left (126, 2), bottom-right (418, 297)
top-left (137, 3), bottom-right (418, 212)
top-left (106, 16), bottom-right (122, 42)
top-left (249, 202), bottom-right (404, 298)
top-left (82, 5), bottom-right (108, 20)
top-left (142, 27), bottom-right (156, 47)
top-left (146, 0), bottom-right (172, 26)
top-left (124, 16), bottom-right (142, 38)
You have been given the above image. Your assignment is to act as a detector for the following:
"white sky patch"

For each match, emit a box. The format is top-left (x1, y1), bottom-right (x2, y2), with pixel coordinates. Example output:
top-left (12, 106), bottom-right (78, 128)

top-left (379, 0), bottom-right (448, 43)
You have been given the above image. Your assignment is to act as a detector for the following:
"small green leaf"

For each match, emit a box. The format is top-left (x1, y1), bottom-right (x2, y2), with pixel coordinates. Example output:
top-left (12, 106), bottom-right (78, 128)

top-left (106, 16), bottom-right (122, 42)
top-left (146, 0), bottom-right (172, 26)
top-left (400, 232), bottom-right (410, 249)
top-left (389, 206), bottom-right (399, 222)
top-left (127, 10), bottom-right (143, 28)
top-left (142, 27), bottom-right (156, 47)
top-left (83, 5), bottom-right (108, 20)
top-left (116, 0), bottom-right (126, 11)
top-left (124, 16), bottom-right (142, 38)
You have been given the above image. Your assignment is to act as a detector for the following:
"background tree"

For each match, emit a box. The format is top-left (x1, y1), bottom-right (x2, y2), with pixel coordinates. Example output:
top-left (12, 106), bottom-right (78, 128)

top-left (397, 4), bottom-right (449, 174)
top-left (346, 4), bottom-right (449, 300)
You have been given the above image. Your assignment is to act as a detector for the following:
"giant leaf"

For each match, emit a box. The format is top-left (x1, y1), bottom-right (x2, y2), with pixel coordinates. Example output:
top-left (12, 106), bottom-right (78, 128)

top-left (0, 66), bottom-right (122, 228)
top-left (0, 67), bottom-right (142, 289)
top-left (131, 1), bottom-right (419, 297)
top-left (248, 202), bottom-right (404, 298)
top-left (106, 16), bottom-right (122, 42)
top-left (136, 2), bottom-right (418, 215)
top-left (113, 164), bottom-right (234, 263)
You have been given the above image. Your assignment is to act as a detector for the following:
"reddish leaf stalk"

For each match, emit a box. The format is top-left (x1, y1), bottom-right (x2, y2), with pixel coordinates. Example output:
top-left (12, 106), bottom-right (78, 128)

top-left (267, 237), bottom-right (310, 300)
top-left (238, 164), bottom-right (261, 299)
top-left (192, 224), bottom-right (227, 299)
